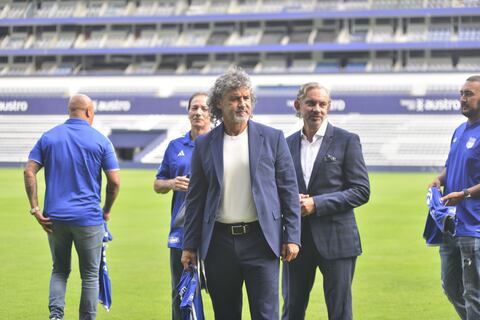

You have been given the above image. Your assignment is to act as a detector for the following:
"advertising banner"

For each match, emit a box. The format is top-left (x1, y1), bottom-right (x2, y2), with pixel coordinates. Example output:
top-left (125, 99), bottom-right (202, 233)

top-left (0, 94), bottom-right (460, 115)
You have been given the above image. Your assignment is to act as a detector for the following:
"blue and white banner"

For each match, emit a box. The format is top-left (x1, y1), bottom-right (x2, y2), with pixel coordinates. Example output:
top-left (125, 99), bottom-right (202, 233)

top-left (0, 94), bottom-right (460, 115)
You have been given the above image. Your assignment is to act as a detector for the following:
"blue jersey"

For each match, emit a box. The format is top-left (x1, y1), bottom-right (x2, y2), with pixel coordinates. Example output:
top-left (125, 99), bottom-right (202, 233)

top-left (28, 118), bottom-right (119, 226)
top-left (424, 187), bottom-right (456, 245)
top-left (445, 120), bottom-right (480, 237)
top-left (177, 267), bottom-right (204, 320)
top-left (99, 223), bottom-right (112, 311)
top-left (156, 132), bottom-right (194, 248)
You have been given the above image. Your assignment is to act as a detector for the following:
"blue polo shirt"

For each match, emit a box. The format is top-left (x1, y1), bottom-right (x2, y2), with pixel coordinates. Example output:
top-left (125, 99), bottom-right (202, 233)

top-left (445, 120), bottom-right (480, 237)
top-left (28, 118), bottom-right (119, 227)
top-left (156, 132), bottom-right (195, 249)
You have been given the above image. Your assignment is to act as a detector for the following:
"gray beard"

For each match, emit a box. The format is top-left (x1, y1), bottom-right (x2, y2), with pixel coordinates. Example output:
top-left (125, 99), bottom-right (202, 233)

top-left (233, 114), bottom-right (249, 123)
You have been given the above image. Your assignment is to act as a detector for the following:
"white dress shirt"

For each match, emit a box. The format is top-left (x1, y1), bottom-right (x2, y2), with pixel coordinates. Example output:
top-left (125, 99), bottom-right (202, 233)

top-left (300, 119), bottom-right (329, 187)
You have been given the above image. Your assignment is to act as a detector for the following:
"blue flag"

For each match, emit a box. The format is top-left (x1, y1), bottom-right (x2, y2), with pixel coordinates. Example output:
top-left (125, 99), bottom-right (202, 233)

top-left (99, 223), bottom-right (112, 311)
top-left (177, 266), bottom-right (204, 320)
top-left (423, 187), bottom-right (456, 245)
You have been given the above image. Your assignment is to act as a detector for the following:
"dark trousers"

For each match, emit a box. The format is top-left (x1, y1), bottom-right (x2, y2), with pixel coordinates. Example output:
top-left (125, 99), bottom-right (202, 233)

top-left (205, 222), bottom-right (279, 320)
top-left (170, 248), bottom-right (183, 320)
top-left (282, 226), bottom-right (356, 320)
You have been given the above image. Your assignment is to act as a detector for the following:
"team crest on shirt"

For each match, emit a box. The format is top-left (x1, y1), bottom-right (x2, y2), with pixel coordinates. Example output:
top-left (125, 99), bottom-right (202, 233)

top-left (177, 150), bottom-right (185, 157)
top-left (466, 137), bottom-right (477, 149)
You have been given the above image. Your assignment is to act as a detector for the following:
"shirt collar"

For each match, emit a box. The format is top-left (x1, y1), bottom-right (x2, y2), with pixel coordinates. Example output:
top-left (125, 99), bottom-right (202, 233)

top-left (182, 131), bottom-right (195, 146)
top-left (65, 118), bottom-right (89, 126)
top-left (301, 118), bottom-right (329, 142)
top-left (466, 118), bottom-right (480, 130)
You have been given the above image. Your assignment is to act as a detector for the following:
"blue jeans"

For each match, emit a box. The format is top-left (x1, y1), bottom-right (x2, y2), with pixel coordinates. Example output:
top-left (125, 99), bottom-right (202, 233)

top-left (440, 235), bottom-right (480, 320)
top-left (48, 221), bottom-right (103, 320)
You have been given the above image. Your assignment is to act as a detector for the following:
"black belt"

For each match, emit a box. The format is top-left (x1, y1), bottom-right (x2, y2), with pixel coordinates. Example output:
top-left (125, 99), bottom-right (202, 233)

top-left (215, 221), bottom-right (259, 236)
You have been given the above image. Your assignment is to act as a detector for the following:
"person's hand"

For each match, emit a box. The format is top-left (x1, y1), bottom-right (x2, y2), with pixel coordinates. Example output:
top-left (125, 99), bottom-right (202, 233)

top-left (281, 243), bottom-right (299, 262)
top-left (441, 191), bottom-right (464, 206)
top-left (172, 176), bottom-right (190, 192)
top-left (428, 178), bottom-right (442, 189)
top-left (299, 195), bottom-right (315, 217)
top-left (103, 211), bottom-right (111, 221)
top-left (33, 211), bottom-right (52, 233)
top-left (181, 249), bottom-right (197, 269)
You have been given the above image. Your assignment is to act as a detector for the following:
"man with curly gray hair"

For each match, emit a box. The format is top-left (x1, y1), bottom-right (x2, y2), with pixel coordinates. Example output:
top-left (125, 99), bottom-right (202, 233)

top-left (181, 67), bottom-right (301, 319)
top-left (206, 66), bottom-right (257, 124)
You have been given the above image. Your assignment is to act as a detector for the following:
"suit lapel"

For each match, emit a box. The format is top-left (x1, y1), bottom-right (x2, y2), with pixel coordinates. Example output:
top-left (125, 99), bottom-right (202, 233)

top-left (307, 123), bottom-right (334, 191)
top-left (248, 121), bottom-right (264, 181)
top-left (291, 131), bottom-right (307, 192)
top-left (210, 123), bottom-right (224, 186)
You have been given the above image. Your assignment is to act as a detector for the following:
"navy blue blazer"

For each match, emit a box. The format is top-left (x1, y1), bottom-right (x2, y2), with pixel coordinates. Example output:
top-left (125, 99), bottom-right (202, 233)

top-left (183, 120), bottom-right (301, 260)
top-left (286, 123), bottom-right (370, 259)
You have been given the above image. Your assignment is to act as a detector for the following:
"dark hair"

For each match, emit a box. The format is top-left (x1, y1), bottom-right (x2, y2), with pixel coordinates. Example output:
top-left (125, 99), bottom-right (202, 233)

top-left (207, 66), bottom-right (256, 123)
top-left (466, 75), bottom-right (480, 83)
top-left (187, 92), bottom-right (208, 110)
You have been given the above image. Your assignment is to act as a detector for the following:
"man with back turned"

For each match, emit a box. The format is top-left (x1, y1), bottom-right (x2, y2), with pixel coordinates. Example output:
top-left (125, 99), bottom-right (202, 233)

top-left (24, 94), bottom-right (120, 320)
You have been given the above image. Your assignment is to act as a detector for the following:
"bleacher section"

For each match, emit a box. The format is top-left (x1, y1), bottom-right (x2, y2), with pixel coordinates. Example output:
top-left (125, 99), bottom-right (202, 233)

top-left (327, 114), bottom-right (463, 168)
top-left (0, 0), bottom-right (478, 75)
top-left (0, 113), bottom-right (462, 169)
top-left (0, 115), bottom-right (188, 163)
top-left (0, 115), bottom-right (67, 163)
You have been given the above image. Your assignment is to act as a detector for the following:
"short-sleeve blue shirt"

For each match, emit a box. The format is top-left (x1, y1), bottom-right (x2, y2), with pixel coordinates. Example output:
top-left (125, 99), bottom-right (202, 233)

top-left (445, 120), bottom-right (480, 237)
top-left (28, 118), bottom-right (119, 227)
top-left (156, 132), bottom-right (195, 248)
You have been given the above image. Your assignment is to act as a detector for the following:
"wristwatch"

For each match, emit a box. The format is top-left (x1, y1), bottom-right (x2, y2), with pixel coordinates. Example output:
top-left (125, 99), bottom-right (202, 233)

top-left (29, 206), bottom-right (39, 215)
top-left (463, 189), bottom-right (472, 199)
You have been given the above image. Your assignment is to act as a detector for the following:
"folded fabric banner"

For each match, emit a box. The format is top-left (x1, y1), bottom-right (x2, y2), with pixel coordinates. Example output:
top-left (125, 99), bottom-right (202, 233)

top-left (177, 265), bottom-right (205, 320)
top-left (99, 223), bottom-right (112, 311)
top-left (423, 187), bottom-right (456, 246)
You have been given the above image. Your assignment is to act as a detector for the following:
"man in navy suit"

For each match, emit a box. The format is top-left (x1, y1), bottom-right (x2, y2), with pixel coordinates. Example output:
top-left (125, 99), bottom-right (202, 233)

top-left (282, 82), bottom-right (370, 320)
top-left (181, 67), bottom-right (301, 320)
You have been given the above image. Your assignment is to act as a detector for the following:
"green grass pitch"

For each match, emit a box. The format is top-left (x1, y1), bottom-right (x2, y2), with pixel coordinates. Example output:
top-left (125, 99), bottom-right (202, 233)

top-left (1, 168), bottom-right (457, 319)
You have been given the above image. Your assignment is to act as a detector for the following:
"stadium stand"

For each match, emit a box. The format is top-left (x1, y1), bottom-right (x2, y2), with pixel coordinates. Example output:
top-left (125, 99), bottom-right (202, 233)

top-left (406, 22), bottom-right (428, 41)
top-left (288, 25), bottom-right (313, 44)
top-left (52, 1), bottom-right (77, 17)
top-left (457, 56), bottom-right (480, 71)
top-left (427, 24), bottom-right (452, 42)
top-left (328, 114), bottom-right (463, 168)
top-left (0, 111), bottom-right (463, 169)
top-left (0, 0), bottom-right (478, 171)
top-left (289, 58), bottom-right (316, 73)
top-left (0, 115), bottom-right (67, 163)
top-left (32, 32), bottom-right (56, 49)
top-left (0, 0), bottom-right (478, 75)
top-left (368, 24), bottom-right (395, 43)
top-left (55, 32), bottom-right (76, 48)
top-left (368, 57), bottom-right (395, 72)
